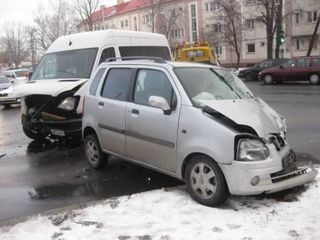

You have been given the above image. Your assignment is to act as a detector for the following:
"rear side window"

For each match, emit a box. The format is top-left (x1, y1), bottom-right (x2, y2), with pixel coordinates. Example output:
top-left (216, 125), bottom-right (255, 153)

top-left (89, 68), bottom-right (106, 96)
top-left (101, 68), bottom-right (133, 101)
top-left (297, 58), bottom-right (310, 67)
top-left (99, 47), bottom-right (116, 64)
top-left (312, 58), bottom-right (320, 66)
top-left (119, 46), bottom-right (171, 60)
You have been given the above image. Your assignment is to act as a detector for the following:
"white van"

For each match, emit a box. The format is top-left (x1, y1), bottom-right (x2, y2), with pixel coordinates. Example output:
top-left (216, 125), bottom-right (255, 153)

top-left (13, 30), bottom-right (172, 141)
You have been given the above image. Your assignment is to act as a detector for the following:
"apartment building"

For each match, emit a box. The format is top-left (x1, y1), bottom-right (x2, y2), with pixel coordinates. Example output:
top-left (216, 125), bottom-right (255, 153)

top-left (84, 0), bottom-right (320, 67)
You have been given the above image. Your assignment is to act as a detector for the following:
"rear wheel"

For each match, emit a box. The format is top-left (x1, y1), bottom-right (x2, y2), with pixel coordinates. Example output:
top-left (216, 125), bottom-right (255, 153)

top-left (309, 74), bottom-right (319, 85)
top-left (85, 134), bottom-right (108, 169)
top-left (185, 155), bottom-right (229, 206)
top-left (263, 74), bottom-right (273, 84)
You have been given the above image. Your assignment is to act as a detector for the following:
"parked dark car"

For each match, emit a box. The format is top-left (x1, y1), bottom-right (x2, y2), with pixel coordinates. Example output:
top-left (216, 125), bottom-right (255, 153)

top-left (259, 56), bottom-right (320, 84)
top-left (238, 58), bottom-right (287, 81)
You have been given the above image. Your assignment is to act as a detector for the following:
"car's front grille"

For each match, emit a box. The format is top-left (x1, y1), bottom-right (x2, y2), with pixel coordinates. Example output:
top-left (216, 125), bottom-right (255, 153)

top-left (0, 93), bottom-right (8, 97)
top-left (271, 167), bottom-right (308, 183)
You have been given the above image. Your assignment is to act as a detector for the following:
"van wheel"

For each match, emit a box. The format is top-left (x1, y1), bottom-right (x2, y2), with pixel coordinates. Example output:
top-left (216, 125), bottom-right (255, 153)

top-left (85, 134), bottom-right (108, 169)
top-left (263, 74), bottom-right (273, 84)
top-left (185, 155), bottom-right (229, 206)
top-left (22, 116), bottom-right (46, 140)
top-left (309, 74), bottom-right (319, 85)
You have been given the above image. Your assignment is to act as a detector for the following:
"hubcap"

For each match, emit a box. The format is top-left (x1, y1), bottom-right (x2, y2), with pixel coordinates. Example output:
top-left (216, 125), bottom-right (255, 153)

top-left (86, 140), bottom-right (99, 165)
top-left (310, 75), bottom-right (319, 84)
top-left (190, 163), bottom-right (217, 200)
top-left (265, 75), bottom-right (272, 84)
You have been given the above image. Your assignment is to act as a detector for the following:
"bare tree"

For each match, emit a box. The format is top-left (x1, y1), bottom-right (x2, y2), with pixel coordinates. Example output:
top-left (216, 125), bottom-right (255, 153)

top-left (157, 7), bottom-right (184, 44)
top-left (206, 0), bottom-right (242, 67)
top-left (0, 23), bottom-right (28, 68)
top-left (307, 14), bottom-right (320, 56)
top-left (25, 26), bottom-right (38, 65)
top-left (34, 0), bottom-right (76, 52)
top-left (73, 0), bottom-right (101, 31)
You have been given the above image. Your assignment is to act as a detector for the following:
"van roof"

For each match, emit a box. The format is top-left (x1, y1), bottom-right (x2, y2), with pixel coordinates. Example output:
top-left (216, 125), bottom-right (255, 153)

top-left (46, 30), bottom-right (169, 54)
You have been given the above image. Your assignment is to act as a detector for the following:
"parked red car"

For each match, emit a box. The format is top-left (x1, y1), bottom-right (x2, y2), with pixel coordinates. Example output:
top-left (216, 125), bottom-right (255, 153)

top-left (259, 56), bottom-right (320, 84)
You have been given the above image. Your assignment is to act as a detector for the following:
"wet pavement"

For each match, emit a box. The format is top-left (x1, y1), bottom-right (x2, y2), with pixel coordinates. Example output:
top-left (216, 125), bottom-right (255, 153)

top-left (0, 81), bottom-right (320, 223)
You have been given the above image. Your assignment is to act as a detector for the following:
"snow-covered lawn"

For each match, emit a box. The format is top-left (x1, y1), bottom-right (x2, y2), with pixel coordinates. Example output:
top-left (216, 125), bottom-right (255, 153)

top-left (1, 172), bottom-right (319, 240)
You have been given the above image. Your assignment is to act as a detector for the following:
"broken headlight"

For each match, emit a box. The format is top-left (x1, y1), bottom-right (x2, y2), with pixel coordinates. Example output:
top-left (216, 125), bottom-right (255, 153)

top-left (237, 139), bottom-right (269, 161)
top-left (58, 97), bottom-right (76, 111)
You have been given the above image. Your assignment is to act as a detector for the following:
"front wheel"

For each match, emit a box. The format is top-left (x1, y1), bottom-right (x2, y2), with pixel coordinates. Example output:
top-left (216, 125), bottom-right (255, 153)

top-left (185, 155), bottom-right (229, 206)
top-left (22, 116), bottom-right (46, 140)
top-left (85, 134), bottom-right (108, 169)
top-left (263, 74), bottom-right (273, 84)
top-left (309, 74), bottom-right (319, 85)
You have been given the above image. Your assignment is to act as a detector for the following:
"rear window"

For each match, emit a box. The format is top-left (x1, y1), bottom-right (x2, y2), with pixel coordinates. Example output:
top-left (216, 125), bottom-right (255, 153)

top-left (119, 46), bottom-right (171, 60)
top-left (313, 58), bottom-right (320, 66)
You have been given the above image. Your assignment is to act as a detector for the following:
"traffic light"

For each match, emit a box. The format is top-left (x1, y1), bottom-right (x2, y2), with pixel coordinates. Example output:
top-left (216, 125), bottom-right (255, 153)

top-left (279, 30), bottom-right (285, 45)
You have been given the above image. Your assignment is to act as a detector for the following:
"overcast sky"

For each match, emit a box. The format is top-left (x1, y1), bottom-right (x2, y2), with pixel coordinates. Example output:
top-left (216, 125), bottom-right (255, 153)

top-left (0, 0), bottom-right (116, 31)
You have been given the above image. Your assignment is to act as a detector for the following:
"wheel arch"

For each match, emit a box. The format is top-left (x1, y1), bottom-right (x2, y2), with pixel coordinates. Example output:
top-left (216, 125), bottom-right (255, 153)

top-left (83, 126), bottom-right (97, 139)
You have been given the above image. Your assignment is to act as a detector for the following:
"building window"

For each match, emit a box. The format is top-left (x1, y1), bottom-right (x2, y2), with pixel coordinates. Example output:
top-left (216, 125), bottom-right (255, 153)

top-left (307, 11), bottom-right (318, 23)
top-left (190, 4), bottom-right (198, 42)
top-left (120, 20), bottom-right (129, 28)
top-left (171, 28), bottom-right (184, 39)
top-left (247, 43), bottom-right (255, 53)
top-left (245, 0), bottom-right (257, 6)
top-left (133, 16), bottom-right (138, 31)
top-left (205, 2), bottom-right (221, 12)
top-left (294, 13), bottom-right (300, 24)
top-left (143, 14), bottom-right (150, 24)
top-left (213, 23), bottom-right (222, 33)
top-left (216, 45), bottom-right (222, 55)
top-left (245, 19), bottom-right (255, 29)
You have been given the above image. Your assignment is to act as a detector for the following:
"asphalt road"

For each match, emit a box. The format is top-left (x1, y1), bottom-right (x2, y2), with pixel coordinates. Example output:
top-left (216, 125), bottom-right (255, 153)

top-left (0, 81), bottom-right (319, 223)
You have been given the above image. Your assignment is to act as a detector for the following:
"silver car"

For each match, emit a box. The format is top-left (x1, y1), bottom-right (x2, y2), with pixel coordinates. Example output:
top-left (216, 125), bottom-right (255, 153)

top-left (0, 75), bottom-right (19, 107)
top-left (82, 59), bottom-right (317, 206)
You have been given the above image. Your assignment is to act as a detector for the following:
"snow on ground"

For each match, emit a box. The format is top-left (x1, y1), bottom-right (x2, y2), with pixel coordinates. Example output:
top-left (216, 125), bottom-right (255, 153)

top-left (1, 172), bottom-right (319, 240)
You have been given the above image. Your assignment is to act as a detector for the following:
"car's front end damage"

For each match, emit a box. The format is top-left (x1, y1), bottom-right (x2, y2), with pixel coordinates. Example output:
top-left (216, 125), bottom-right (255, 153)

top-left (15, 79), bottom-right (87, 140)
top-left (201, 98), bottom-right (318, 196)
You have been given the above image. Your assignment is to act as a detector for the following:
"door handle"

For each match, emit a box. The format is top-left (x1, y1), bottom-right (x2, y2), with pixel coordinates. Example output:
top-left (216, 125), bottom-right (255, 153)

top-left (131, 109), bottom-right (139, 115)
top-left (98, 102), bottom-right (104, 108)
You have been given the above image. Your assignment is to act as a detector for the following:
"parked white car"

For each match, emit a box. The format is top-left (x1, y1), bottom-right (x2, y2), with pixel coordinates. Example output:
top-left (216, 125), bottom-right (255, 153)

top-left (82, 59), bottom-right (317, 206)
top-left (4, 69), bottom-right (29, 85)
top-left (0, 75), bottom-right (20, 107)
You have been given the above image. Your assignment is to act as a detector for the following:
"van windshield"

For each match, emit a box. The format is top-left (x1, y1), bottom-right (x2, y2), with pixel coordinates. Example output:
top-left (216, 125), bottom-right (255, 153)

top-left (174, 67), bottom-right (253, 107)
top-left (32, 48), bottom-right (98, 80)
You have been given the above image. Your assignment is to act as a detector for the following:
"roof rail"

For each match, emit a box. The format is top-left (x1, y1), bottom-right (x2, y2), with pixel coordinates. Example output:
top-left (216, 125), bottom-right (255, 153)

top-left (104, 56), bottom-right (166, 64)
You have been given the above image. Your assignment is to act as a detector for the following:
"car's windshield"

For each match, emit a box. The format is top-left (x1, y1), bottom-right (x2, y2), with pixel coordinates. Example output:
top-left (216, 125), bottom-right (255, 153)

top-left (15, 70), bottom-right (28, 77)
top-left (0, 76), bottom-right (9, 83)
top-left (32, 48), bottom-right (98, 80)
top-left (174, 67), bottom-right (253, 107)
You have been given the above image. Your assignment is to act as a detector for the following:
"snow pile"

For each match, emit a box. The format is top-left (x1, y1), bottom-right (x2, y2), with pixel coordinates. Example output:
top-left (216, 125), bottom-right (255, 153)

top-left (1, 174), bottom-right (319, 240)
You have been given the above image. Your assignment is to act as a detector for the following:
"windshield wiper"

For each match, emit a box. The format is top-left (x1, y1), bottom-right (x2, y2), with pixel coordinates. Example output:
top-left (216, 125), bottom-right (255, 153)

top-left (210, 69), bottom-right (241, 98)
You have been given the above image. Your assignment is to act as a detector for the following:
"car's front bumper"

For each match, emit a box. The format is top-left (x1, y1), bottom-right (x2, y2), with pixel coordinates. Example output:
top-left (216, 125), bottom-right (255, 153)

top-left (220, 145), bottom-right (318, 195)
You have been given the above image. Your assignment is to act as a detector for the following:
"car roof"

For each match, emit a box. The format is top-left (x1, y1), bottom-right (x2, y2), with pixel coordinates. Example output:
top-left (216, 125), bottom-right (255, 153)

top-left (99, 60), bottom-right (223, 70)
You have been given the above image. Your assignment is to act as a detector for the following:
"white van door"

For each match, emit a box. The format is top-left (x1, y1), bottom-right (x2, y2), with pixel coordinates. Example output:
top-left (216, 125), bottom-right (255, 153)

top-left (125, 68), bottom-right (179, 172)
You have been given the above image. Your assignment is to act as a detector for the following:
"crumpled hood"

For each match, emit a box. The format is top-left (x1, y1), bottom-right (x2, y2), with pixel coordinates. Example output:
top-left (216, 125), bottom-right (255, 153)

top-left (200, 98), bottom-right (283, 138)
top-left (12, 79), bottom-right (88, 98)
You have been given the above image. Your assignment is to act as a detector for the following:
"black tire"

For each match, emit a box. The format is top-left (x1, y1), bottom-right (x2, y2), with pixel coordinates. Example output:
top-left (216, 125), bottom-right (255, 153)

top-left (263, 74), bottom-right (273, 85)
top-left (3, 104), bottom-right (11, 108)
top-left (185, 155), bottom-right (229, 206)
top-left (244, 73), bottom-right (254, 82)
top-left (309, 74), bottom-right (320, 85)
top-left (22, 117), bottom-right (46, 140)
top-left (84, 134), bottom-right (108, 169)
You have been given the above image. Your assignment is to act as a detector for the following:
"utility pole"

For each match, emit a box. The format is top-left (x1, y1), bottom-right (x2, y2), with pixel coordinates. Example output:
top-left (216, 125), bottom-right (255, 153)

top-left (275, 0), bottom-right (283, 59)
top-left (307, 15), bottom-right (320, 57)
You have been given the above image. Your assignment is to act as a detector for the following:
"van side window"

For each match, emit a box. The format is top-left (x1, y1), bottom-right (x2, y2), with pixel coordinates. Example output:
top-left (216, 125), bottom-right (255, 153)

top-left (89, 68), bottom-right (106, 96)
top-left (99, 47), bottom-right (116, 64)
top-left (101, 68), bottom-right (132, 101)
top-left (119, 46), bottom-right (171, 60)
top-left (134, 69), bottom-right (175, 107)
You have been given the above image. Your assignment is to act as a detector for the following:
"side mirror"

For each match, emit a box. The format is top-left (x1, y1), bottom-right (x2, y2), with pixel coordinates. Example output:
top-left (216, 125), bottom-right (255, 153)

top-left (148, 96), bottom-right (171, 114)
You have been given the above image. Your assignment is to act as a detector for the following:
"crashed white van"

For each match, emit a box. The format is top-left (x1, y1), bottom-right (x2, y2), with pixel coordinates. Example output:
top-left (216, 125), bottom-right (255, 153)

top-left (13, 30), bottom-right (172, 140)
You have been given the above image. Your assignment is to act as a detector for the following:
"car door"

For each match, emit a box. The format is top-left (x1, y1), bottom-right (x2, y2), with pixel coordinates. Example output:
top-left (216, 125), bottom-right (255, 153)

top-left (295, 58), bottom-right (311, 81)
top-left (279, 59), bottom-right (297, 81)
top-left (96, 67), bottom-right (133, 156)
top-left (126, 68), bottom-right (180, 172)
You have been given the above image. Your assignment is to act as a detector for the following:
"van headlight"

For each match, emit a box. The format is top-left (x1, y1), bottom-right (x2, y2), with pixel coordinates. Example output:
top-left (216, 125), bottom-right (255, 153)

top-left (237, 139), bottom-right (269, 161)
top-left (58, 97), bottom-right (76, 111)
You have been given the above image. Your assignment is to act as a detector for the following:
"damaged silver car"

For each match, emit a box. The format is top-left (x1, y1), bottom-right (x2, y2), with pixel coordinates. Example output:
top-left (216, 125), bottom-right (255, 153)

top-left (83, 60), bottom-right (318, 206)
